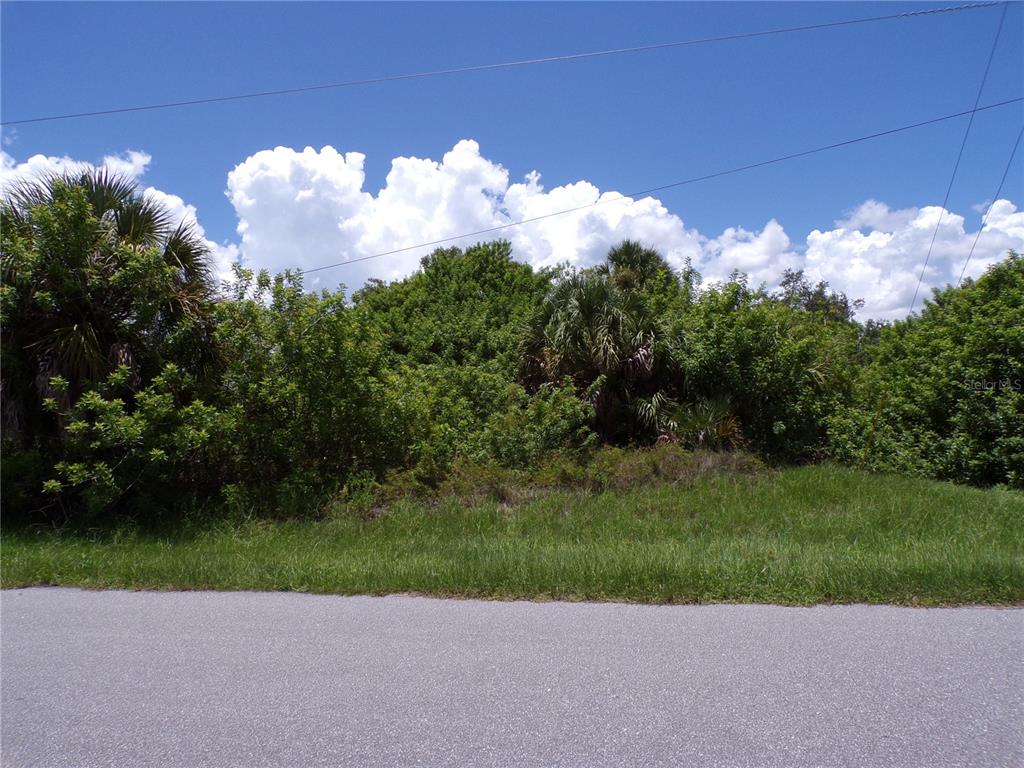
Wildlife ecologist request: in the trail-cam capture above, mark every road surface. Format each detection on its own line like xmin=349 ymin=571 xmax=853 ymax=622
xmin=2 ymin=588 xmax=1021 ymax=767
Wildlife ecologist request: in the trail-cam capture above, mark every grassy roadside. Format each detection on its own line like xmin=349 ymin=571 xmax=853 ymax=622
xmin=2 ymin=465 xmax=1022 ymax=605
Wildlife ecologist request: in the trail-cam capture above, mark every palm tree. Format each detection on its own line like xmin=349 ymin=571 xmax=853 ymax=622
xmin=602 ymin=239 xmax=673 ymax=292
xmin=520 ymin=270 xmax=673 ymax=442
xmin=1 ymin=169 xmax=218 ymax=441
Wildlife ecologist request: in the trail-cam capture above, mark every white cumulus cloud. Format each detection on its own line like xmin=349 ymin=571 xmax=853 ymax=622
xmin=700 ymin=218 xmax=802 ymax=287
xmin=225 ymin=139 xmax=706 ymax=291
xmin=682 ymin=198 xmax=1023 ymax=320
xmin=0 ymin=148 xmax=152 ymax=185
xmin=224 ymin=140 xmax=1023 ymax=318
xmin=803 ymin=199 xmax=1024 ymax=319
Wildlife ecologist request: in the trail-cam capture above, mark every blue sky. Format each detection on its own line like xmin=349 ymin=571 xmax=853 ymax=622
xmin=2 ymin=1 xmax=1023 ymax=318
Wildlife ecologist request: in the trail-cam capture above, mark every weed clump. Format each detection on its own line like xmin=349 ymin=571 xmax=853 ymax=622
xmin=326 ymin=445 xmax=764 ymax=518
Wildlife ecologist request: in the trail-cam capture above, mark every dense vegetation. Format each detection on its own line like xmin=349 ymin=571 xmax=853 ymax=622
xmin=2 ymin=171 xmax=1022 ymax=527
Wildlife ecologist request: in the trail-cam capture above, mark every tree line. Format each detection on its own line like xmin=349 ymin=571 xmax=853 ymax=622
xmin=2 ymin=171 xmax=1021 ymax=523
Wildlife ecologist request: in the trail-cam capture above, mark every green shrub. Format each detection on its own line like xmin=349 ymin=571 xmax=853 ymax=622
xmin=214 ymin=269 xmax=416 ymax=509
xmin=353 ymin=240 xmax=552 ymax=376
xmin=392 ymin=362 xmax=520 ymax=480
xmin=830 ymin=252 xmax=1024 ymax=488
xmin=39 ymin=364 xmax=232 ymax=521
xmin=530 ymin=452 xmax=588 ymax=488
xmin=471 ymin=380 xmax=596 ymax=468
xmin=671 ymin=397 xmax=745 ymax=451
xmin=6 ymin=208 xmax=1021 ymax=530
xmin=672 ymin=275 xmax=859 ymax=462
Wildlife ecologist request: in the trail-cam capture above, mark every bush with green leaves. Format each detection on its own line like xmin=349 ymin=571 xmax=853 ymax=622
xmin=670 ymin=397 xmax=745 ymax=451
xmin=5 ymin=201 xmax=1021 ymax=527
xmin=830 ymin=251 xmax=1023 ymax=488
xmin=353 ymin=240 xmax=552 ymax=376
xmin=39 ymin=365 xmax=232 ymax=521
xmin=470 ymin=380 xmax=596 ymax=468
xmin=388 ymin=362 xmax=521 ymax=485
xmin=213 ymin=268 xmax=416 ymax=511
xmin=383 ymin=364 xmax=595 ymax=483
xmin=350 ymin=241 xmax=587 ymax=478
xmin=671 ymin=273 xmax=860 ymax=462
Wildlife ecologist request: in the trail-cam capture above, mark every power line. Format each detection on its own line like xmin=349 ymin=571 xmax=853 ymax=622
xmin=1 ymin=1 xmax=1001 ymax=126
xmin=303 ymin=96 xmax=1024 ymax=275
xmin=956 ymin=123 xmax=1024 ymax=287
xmin=909 ymin=1 xmax=1007 ymax=315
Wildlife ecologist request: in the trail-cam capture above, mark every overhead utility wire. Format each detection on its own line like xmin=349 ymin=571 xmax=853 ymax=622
xmin=956 ymin=122 xmax=1024 ymax=287
xmin=909 ymin=1 xmax=1007 ymax=314
xmin=302 ymin=96 xmax=1023 ymax=275
xmin=1 ymin=1 xmax=1000 ymax=126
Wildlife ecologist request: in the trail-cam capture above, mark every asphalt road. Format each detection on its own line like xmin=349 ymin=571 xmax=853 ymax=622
xmin=1 ymin=588 xmax=1021 ymax=767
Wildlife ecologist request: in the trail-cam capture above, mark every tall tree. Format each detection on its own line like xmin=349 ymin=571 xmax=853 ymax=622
xmin=352 ymin=240 xmax=552 ymax=376
xmin=520 ymin=269 xmax=673 ymax=443
xmin=1 ymin=170 xmax=219 ymax=444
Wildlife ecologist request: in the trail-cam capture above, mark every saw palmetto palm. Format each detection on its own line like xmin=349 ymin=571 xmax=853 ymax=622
xmin=1 ymin=168 xmax=218 ymax=441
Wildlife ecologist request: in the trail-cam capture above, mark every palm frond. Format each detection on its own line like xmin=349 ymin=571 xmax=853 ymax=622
xmin=77 ymin=168 xmax=138 ymax=219
xmin=114 ymin=197 xmax=172 ymax=246
xmin=606 ymin=240 xmax=671 ymax=290
xmin=672 ymin=398 xmax=745 ymax=450
xmin=2 ymin=174 xmax=56 ymax=219
xmin=162 ymin=222 xmax=212 ymax=284
xmin=29 ymin=323 xmax=106 ymax=386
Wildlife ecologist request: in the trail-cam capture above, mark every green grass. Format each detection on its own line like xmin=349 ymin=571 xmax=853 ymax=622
xmin=3 ymin=465 xmax=1022 ymax=605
